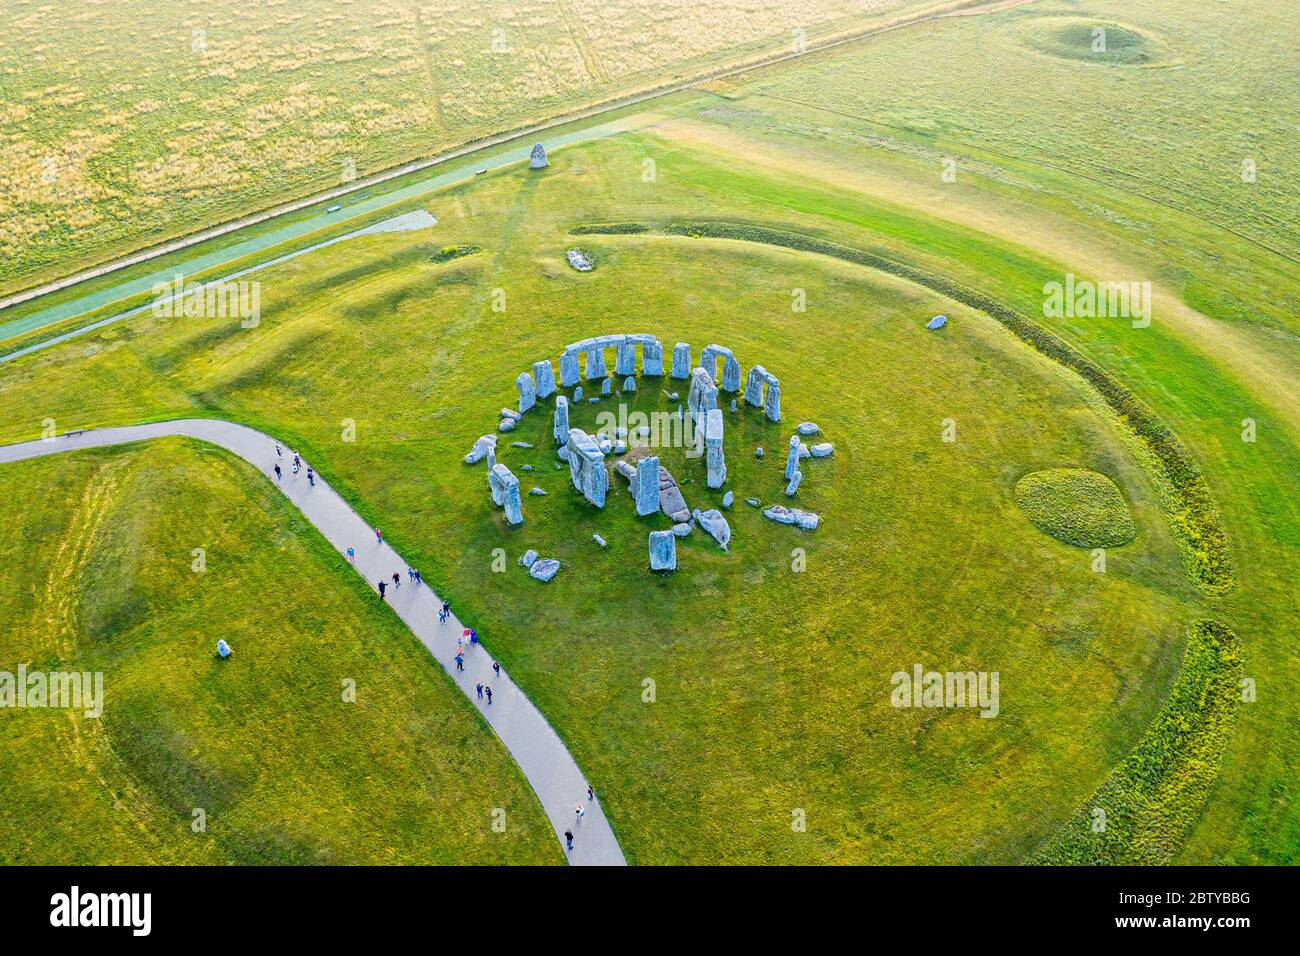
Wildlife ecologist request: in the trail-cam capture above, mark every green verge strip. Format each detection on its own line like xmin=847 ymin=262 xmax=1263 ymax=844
xmin=1035 ymin=621 xmax=1244 ymax=864
xmin=573 ymin=220 xmax=1235 ymax=594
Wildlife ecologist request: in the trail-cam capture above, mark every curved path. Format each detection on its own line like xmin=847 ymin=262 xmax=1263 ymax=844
xmin=0 ymin=419 xmax=625 ymax=866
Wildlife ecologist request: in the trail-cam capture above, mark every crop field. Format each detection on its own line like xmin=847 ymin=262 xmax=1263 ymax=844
xmin=0 ymin=0 xmax=954 ymax=297
xmin=0 ymin=0 xmax=1294 ymax=868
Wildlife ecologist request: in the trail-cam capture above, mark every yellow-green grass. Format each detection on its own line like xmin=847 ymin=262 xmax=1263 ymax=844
xmin=0 ymin=440 xmax=557 ymax=864
xmin=1014 ymin=469 xmax=1137 ymax=549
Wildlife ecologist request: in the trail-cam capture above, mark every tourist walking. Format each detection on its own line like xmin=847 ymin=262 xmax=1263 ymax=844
xmin=346 ymin=546 xmax=355 ymax=563
xmin=375 ymin=528 xmax=383 ymax=544
xmin=407 ymin=567 xmax=416 ymax=583
xmin=273 ymin=463 xmax=281 ymax=481
xmin=275 ymin=443 xmax=282 ymax=457
xmin=492 ymin=661 xmax=500 ymax=679
xmin=392 ymin=572 xmax=401 ymax=589
xmin=587 ymin=784 xmax=594 ymax=802
xmin=476 ymin=682 xmax=483 ymax=700
xmin=484 ymin=685 xmax=492 ymax=704
xmin=377 ymin=580 xmax=387 ymax=600
xmin=307 ymin=466 xmax=315 ymax=486
xmin=413 ymin=569 xmax=422 ymax=585
xmin=564 ymin=830 xmax=574 ymax=851
xmin=575 ymin=804 xmax=584 ymax=820
xmin=455 ymin=654 xmax=464 ymax=672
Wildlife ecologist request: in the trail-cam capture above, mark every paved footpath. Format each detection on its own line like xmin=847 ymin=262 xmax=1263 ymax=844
xmin=0 ymin=419 xmax=626 ymax=866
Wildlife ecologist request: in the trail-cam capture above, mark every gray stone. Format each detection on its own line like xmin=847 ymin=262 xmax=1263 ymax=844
xmin=623 ymin=376 xmax=636 ymax=392
xmin=499 ymin=419 xmax=516 ymax=432
xmin=926 ymin=314 xmax=947 ymax=330
xmin=529 ymin=143 xmax=548 ymax=169
xmin=669 ymin=392 xmax=679 ymax=401
xmin=529 ymin=558 xmax=561 ymax=582
xmin=489 ymin=463 xmax=524 ymax=525
xmin=519 ymin=549 xmax=538 ymax=567
xmin=705 ymin=408 xmax=726 ymax=489
xmin=501 ymin=408 xmax=523 ymax=423
xmin=593 ymin=534 xmax=607 ymax=548
xmin=642 ymin=340 xmax=664 ymax=376
xmin=511 ymin=440 xmax=535 ymax=449
xmin=560 ymin=350 xmax=580 ymax=387
xmin=671 ymin=342 xmax=692 ymax=379
xmin=464 ymin=434 xmax=497 ymax=465
xmin=745 ymin=497 xmax=761 ymax=507
xmin=601 ymin=377 xmax=611 ymax=396
xmin=521 ymin=464 xmax=533 ymax=471
xmin=688 ymin=367 xmax=718 ymax=425
xmin=585 ymin=347 xmax=606 ymax=381
xmin=785 ymin=470 xmax=802 ymax=497
xmin=763 ymin=505 xmax=819 ymax=530
xmin=671 ymin=522 xmax=691 ymax=537
xmin=566 ymin=249 xmax=593 ymax=272
xmin=553 ymin=395 xmax=570 ymax=446
xmin=730 ymin=398 xmax=737 ymax=413
xmin=614 ymin=441 xmax=626 ymax=455
xmin=566 ymin=428 xmax=608 ymax=507
xmin=764 ymin=379 xmax=781 ymax=423
xmin=530 ymin=487 xmax=547 ymax=495
xmin=799 ymin=443 xmax=810 ymax=460
xmin=516 ymin=371 xmax=536 ymax=414
xmin=635 ymin=456 xmax=661 ymax=516
xmin=573 ymin=386 xmax=583 ymax=402
xmin=810 ymin=442 xmax=833 ymax=458
xmin=722 ymin=490 xmax=734 ymax=509
xmin=588 ymin=397 xmax=600 ymax=404
xmin=755 ymin=447 xmax=764 ymax=458
xmin=533 ymin=360 xmax=556 ymax=399
xmin=693 ymin=508 xmax=731 ymax=551
xmin=785 ymin=433 xmax=801 ymax=480
xmin=797 ymin=422 xmax=820 ymax=436
xmin=648 ymin=530 xmax=677 ymax=571
xmin=744 ymin=365 xmax=767 ymax=407
xmin=615 ymin=342 xmax=635 ymax=376
xmin=721 ymin=355 xmax=741 ymax=393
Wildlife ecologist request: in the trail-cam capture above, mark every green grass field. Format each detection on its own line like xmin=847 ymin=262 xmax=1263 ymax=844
xmin=0 ymin=0 xmax=1295 ymax=865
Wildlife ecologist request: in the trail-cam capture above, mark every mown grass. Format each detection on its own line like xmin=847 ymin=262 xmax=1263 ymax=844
xmin=1036 ymin=620 xmax=1243 ymax=864
xmin=0 ymin=440 xmax=557 ymax=864
xmin=1013 ymin=469 xmax=1137 ymax=549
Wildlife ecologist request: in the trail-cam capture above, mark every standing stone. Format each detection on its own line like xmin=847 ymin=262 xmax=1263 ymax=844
xmin=765 ymin=379 xmax=782 ymax=423
xmin=567 ymin=428 xmax=608 ymax=507
xmin=648 ymin=530 xmax=677 ymax=571
xmin=636 ymin=456 xmax=660 ymax=516
xmin=553 ymin=395 xmax=570 ymax=445
xmin=585 ymin=347 xmax=606 ymax=381
xmin=721 ymin=355 xmax=741 ymax=393
xmin=785 ymin=433 xmax=802 ymax=480
xmin=687 ymin=367 xmax=718 ymax=425
xmin=573 ymin=385 xmax=583 ymax=402
xmin=490 ymin=464 xmax=523 ymax=525
xmin=560 ymin=350 xmax=580 ymax=387
xmin=615 ymin=342 xmax=636 ymax=376
xmin=489 ymin=463 xmax=508 ymax=505
xmin=533 ymin=360 xmax=556 ymax=399
xmin=602 ymin=377 xmax=611 ymax=396
xmin=529 ymin=143 xmax=548 ymax=169
xmin=744 ymin=365 xmax=767 ymax=407
xmin=785 ymin=470 xmax=802 ymax=497
xmin=623 ymin=376 xmax=636 ymax=392
xmin=705 ymin=408 xmax=726 ymax=489
xmin=671 ymin=342 xmax=692 ymax=379
xmin=516 ymin=371 xmax=536 ymax=414
xmin=642 ymin=341 xmax=664 ymax=376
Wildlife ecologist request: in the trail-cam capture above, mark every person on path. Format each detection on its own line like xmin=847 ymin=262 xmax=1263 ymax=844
xmin=492 ymin=661 xmax=500 ymax=679
xmin=587 ymin=784 xmax=594 ymax=802
xmin=575 ymin=804 xmax=585 ymax=820
xmin=407 ymin=567 xmax=416 ymax=583
xmin=307 ymin=466 xmax=315 ymax=487
xmin=292 ymin=460 xmax=300 ymax=475
xmin=469 ymin=628 xmax=478 ymax=645
xmin=378 ymin=580 xmax=387 ymax=600
xmin=442 ymin=601 xmax=450 ymax=617
xmin=292 ymin=453 xmax=300 ymax=470
xmin=564 ymin=830 xmax=574 ymax=851
xmin=392 ymin=572 xmax=401 ymax=589
xmin=375 ymin=528 xmax=383 ymax=544
xmin=413 ymin=569 xmax=422 ymax=585
xmin=273 ymin=463 xmax=281 ymax=481
xmin=475 ymin=682 xmax=483 ymax=700
xmin=455 ymin=654 xmax=464 ymax=672
xmin=275 ymin=443 xmax=282 ymax=457
xmin=484 ymin=685 xmax=492 ymax=705
xmin=346 ymin=546 xmax=355 ymax=563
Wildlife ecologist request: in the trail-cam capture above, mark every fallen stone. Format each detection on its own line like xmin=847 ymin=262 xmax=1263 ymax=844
xmin=926 ymin=314 xmax=948 ymax=330
xmin=648 ymin=530 xmax=677 ymax=571
xmin=530 ymin=487 xmax=547 ymax=495
xmin=745 ymin=497 xmax=761 ymax=507
xmin=501 ymin=408 xmax=523 ymax=423
xmin=593 ymin=534 xmax=607 ymax=548
xmin=498 ymin=419 xmax=516 ymax=432
xmin=797 ymin=422 xmax=820 ymax=436
xmin=810 ymin=442 xmax=833 ymax=458
xmin=722 ymin=490 xmax=734 ymax=509
xmin=464 ymin=434 xmax=498 ymax=465
xmin=671 ymin=523 xmax=691 ymax=537
xmin=755 ymin=447 xmax=764 ymax=458
xmin=763 ymin=505 xmax=819 ymax=530
xmin=529 ymin=558 xmax=561 ymax=582
xmin=566 ymin=249 xmax=594 ymax=272
xmin=511 ymin=441 xmax=534 ymax=449
xmin=614 ymin=441 xmax=627 ymax=455
xmin=693 ymin=508 xmax=732 ymax=551
xmin=518 ymin=549 xmax=538 ymax=568
xmin=786 ymin=470 xmax=802 ymax=496
xmin=521 ymin=464 xmax=533 ymax=471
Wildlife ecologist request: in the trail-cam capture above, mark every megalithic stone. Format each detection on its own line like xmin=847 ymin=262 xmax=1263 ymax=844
xmin=489 ymin=462 xmax=508 ymax=505
xmin=567 ymin=428 xmax=608 ymax=507
xmin=502 ymin=473 xmax=524 ymax=525
xmin=553 ymin=395 xmax=570 ymax=445
xmin=721 ymin=355 xmax=741 ymax=393
xmin=516 ymin=371 xmax=536 ymax=414
xmin=585 ymin=347 xmax=606 ymax=380
xmin=648 ymin=529 xmax=677 ymax=571
xmin=744 ymin=365 xmax=767 ymax=407
xmin=615 ymin=342 xmax=636 ymax=376
xmin=785 ymin=433 xmax=801 ymax=480
xmin=671 ymin=343 xmax=692 ymax=379
xmin=785 ymin=470 xmax=802 ymax=497
xmin=705 ymin=408 xmax=726 ymax=489
xmin=636 ymin=456 xmax=661 ymax=516
xmin=560 ymin=350 xmax=580 ymax=387
xmin=529 ymin=143 xmax=548 ymax=169
xmin=765 ymin=379 xmax=782 ymax=423
xmin=533 ymin=360 xmax=556 ymax=399
xmin=642 ymin=341 xmax=664 ymax=376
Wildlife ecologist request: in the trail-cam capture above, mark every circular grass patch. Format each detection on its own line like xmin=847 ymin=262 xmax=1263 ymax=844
xmin=1014 ymin=469 xmax=1137 ymax=548
xmin=1024 ymin=18 xmax=1165 ymax=66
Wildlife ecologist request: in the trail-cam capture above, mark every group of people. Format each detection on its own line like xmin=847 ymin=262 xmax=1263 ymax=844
xmin=270 ymin=443 xmax=314 ymax=487
xmin=563 ymin=785 xmax=598 ymax=852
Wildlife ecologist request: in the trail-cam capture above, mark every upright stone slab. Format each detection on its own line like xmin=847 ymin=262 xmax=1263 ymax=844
xmin=615 ymin=343 xmax=636 ymax=376
xmin=785 ymin=433 xmax=802 ymax=481
xmin=744 ymin=365 xmax=767 ymax=407
xmin=706 ymin=408 xmax=726 ymax=489
xmin=560 ymin=350 xmax=580 ymax=387
xmin=636 ymin=456 xmax=661 ymax=516
xmin=785 ymin=470 xmax=802 ymax=497
xmin=567 ymin=428 xmax=608 ymax=508
xmin=516 ymin=371 xmax=536 ymax=414
xmin=648 ymin=530 xmax=677 ymax=571
xmin=529 ymin=143 xmax=548 ymax=169
xmin=533 ymin=360 xmax=556 ymax=399
xmin=553 ymin=395 xmax=570 ymax=446
xmin=585 ymin=347 xmax=606 ymax=381
xmin=489 ymin=462 xmax=509 ymax=505
xmin=642 ymin=340 xmax=664 ymax=376
xmin=765 ymin=379 xmax=782 ymax=423
xmin=502 ymin=473 xmax=524 ymax=525
xmin=721 ymin=355 xmax=741 ymax=393
xmin=623 ymin=376 xmax=636 ymax=392
xmin=671 ymin=343 xmax=692 ymax=379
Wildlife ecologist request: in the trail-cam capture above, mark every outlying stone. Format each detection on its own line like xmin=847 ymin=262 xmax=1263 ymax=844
xmin=511 ymin=441 xmax=534 ymax=449
xmin=722 ymin=490 xmax=734 ymax=509
xmin=566 ymin=249 xmax=594 ymax=272
xmin=530 ymin=487 xmax=547 ymax=495
xmin=810 ymin=442 xmax=833 ymax=458
xmin=648 ymin=530 xmax=677 ymax=571
xmin=763 ymin=505 xmax=819 ymax=530
xmin=529 ymin=143 xmax=548 ymax=169
xmin=755 ymin=446 xmax=764 ymax=458
xmin=593 ymin=534 xmax=607 ymax=548
xmin=693 ymin=508 xmax=731 ymax=551
xmin=926 ymin=314 xmax=947 ymax=330
xmin=464 ymin=434 xmax=498 ymax=465
xmin=529 ymin=558 xmax=561 ymax=581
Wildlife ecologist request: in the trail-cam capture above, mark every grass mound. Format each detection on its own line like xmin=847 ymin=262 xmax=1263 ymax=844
xmin=1024 ymin=18 xmax=1164 ymax=66
xmin=1037 ymin=621 xmax=1243 ymax=864
xmin=1013 ymin=468 xmax=1137 ymax=549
